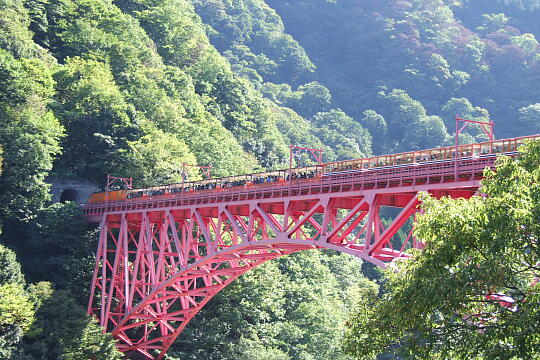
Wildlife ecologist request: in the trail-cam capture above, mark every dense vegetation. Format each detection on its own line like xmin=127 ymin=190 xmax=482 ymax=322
xmin=197 ymin=0 xmax=540 ymax=153
xmin=344 ymin=139 xmax=540 ymax=360
xmin=0 ymin=0 xmax=373 ymax=358
xmin=0 ymin=0 xmax=538 ymax=359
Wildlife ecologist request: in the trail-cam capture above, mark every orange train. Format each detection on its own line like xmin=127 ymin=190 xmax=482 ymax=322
xmin=88 ymin=135 xmax=540 ymax=204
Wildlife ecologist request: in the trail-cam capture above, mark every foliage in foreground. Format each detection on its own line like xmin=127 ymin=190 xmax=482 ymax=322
xmin=344 ymin=140 xmax=540 ymax=359
xmin=0 ymin=243 xmax=122 ymax=360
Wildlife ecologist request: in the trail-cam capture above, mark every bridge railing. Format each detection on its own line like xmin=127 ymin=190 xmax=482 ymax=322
xmin=82 ymin=153 xmax=501 ymax=220
xmin=322 ymin=134 xmax=538 ymax=173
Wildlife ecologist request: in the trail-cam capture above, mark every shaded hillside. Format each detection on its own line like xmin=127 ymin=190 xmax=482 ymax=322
xmin=194 ymin=0 xmax=540 ymax=155
xmin=192 ymin=0 xmax=373 ymax=159
xmin=264 ymin=0 xmax=540 ymax=144
xmin=1 ymin=0 xmax=539 ymax=359
xmin=0 ymin=0 xmax=375 ymax=359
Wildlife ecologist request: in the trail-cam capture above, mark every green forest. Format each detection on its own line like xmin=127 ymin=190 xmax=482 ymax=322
xmin=0 ymin=0 xmax=538 ymax=359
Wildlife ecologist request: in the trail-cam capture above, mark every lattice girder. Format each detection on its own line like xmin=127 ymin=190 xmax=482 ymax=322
xmin=88 ymin=182 xmax=480 ymax=359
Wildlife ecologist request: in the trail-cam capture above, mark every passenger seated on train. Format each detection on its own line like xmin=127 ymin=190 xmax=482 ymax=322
xmin=127 ymin=191 xmax=144 ymax=199
xmin=147 ymin=189 xmax=163 ymax=196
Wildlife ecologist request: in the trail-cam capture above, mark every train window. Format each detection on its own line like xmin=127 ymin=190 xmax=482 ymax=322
xmin=511 ymin=141 xmax=518 ymax=151
xmin=462 ymin=146 xmax=469 ymax=156
xmin=492 ymin=142 xmax=503 ymax=153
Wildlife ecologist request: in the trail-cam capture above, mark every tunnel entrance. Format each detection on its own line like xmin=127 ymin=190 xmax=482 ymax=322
xmin=60 ymin=189 xmax=80 ymax=203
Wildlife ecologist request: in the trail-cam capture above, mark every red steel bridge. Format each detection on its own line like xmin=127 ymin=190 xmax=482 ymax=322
xmin=83 ymin=134 xmax=538 ymax=359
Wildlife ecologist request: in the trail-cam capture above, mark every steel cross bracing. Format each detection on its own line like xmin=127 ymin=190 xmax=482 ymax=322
xmin=85 ymin=156 xmax=496 ymax=359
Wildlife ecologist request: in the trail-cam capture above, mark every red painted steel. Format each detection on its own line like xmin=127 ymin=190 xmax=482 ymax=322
xmin=289 ymin=144 xmax=324 ymax=166
xmin=182 ymin=163 xmax=212 ymax=180
xmin=83 ymin=136 xmax=538 ymax=359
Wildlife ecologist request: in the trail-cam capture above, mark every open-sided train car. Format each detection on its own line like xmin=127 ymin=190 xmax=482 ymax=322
xmin=322 ymin=135 xmax=538 ymax=175
xmin=88 ymin=135 xmax=540 ymax=204
xmin=89 ymin=165 xmax=322 ymax=203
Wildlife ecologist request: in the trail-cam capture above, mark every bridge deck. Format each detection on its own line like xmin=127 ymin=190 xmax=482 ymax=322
xmin=83 ymin=155 xmax=495 ymax=222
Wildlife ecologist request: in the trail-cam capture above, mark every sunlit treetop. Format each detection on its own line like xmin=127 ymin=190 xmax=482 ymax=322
xmin=344 ymin=139 xmax=540 ymax=360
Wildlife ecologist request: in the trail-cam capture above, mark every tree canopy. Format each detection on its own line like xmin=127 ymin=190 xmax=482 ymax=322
xmin=1 ymin=0 xmax=540 ymax=358
xmin=344 ymin=139 xmax=540 ymax=359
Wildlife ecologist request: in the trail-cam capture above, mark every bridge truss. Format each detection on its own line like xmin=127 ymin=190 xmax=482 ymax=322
xmin=85 ymin=156 xmax=495 ymax=359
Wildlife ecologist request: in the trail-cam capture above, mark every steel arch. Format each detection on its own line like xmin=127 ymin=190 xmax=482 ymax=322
xmin=87 ymin=180 xmax=480 ymax=359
